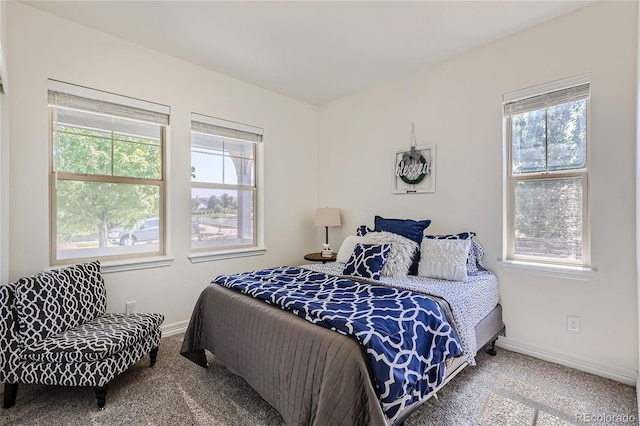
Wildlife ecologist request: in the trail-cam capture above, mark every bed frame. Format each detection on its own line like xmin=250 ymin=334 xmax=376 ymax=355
xmin=182 ymin=284 xmax=504 ymax=425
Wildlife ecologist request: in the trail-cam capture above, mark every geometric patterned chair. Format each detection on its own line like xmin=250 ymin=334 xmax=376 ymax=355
xmin=0 ymin=260 xmax=164 ymax=409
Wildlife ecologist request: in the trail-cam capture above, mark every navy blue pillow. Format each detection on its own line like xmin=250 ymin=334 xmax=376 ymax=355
xmin=342 ymin=243 xmax=391 ymax=280
xmin=356 ymin=225 xmax=372 ymax=237
xmin=374 ymin=216 xmax=432 ymax=242
xmin=374 ymin=216 xmax=431 ymax=275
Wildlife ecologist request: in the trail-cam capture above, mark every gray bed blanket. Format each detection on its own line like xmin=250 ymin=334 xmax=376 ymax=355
xmin=181 ymin=282 xmax=388 ymax=425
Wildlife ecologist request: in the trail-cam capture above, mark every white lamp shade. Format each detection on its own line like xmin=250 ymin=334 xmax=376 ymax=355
xmin=314 ymin=208 xmax=342 ymax=227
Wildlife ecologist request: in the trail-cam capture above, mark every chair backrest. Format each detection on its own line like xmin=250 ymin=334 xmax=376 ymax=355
xmin=13 ymin=261 xmax=107 ymax=348
xmin=0 ymin=282 xmax=20 ymax=383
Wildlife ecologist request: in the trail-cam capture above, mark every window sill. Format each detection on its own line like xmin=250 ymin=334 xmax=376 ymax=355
xmin=189 ymin=247 xmax=267 ymax=263
xmin=100 ymin=256 xmax=174 ymax=273
xmin=498 ymin=260 xmax=595 ymax=281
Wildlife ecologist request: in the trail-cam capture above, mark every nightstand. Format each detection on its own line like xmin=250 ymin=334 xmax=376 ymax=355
xmin=304 ymin=252 xmax=337 ymax=263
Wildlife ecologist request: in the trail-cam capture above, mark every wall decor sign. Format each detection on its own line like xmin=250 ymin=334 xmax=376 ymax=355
xmin=392 ymin=125 xmax=436 ymax=194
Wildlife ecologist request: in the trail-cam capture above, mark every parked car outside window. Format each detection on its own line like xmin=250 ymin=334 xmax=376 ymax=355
xmin=109 ymin=218 xmax=160 ymax=246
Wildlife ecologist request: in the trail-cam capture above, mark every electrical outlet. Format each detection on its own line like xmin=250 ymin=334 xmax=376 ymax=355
xmin=567 ymin=315 xmax=580 ymax=333
xmin=126 ymin=301 xmax=136 ymax=314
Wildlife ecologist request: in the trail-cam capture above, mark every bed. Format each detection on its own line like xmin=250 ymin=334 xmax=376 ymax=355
xmin=181 ymin=225 xmax=504 ymax=425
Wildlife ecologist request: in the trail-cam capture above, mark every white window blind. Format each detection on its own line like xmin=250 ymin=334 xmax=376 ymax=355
xmin=191 ymin=113 xmax=263 ymax=143
xmin=504 ymin=83 xmax=590 ymax=116
xmin=48 ymin=80 xmax=170 ymax=125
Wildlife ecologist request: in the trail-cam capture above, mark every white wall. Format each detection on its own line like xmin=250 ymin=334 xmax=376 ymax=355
xmin=0 ymin=0 xmax=6 ymax=397
xmin=6 ymin=2 xmax=319 ymax=331
xmin=319 ymin=1 xmax=638 ymax=380
xmin=0 ymin=0 xmax=8 ymax=286
xmin=636 ymin=0 xmax=640 ymax=407
xmin=4 ymin=0 xmax=638 ymax=385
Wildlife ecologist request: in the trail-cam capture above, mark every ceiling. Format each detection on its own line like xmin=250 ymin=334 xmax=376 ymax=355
xmin=22 ymin=1 xmax=591 ymax=106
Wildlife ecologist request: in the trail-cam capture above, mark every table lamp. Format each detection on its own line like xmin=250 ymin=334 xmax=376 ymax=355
xmin=314 ymin=208 xmax=342 ymax=257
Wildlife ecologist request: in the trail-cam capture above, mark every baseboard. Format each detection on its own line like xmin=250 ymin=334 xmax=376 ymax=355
xmin=496 ymin=337 xmax=637 ymax=386
xmin=160 ymin=320 xmax=189 ymax=338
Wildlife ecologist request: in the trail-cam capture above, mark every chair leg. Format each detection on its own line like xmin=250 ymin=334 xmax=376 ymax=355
xmin=94 ymin=384 xmax=108 ymax=409
xmin=2 ymin=383 xmax=18 ymax=409
xmin=150 ymin=346 xmax=159 ymax=367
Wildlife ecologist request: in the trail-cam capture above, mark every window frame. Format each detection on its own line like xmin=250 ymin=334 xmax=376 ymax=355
xmin=48 ymin=81 xmax=168 ymax=266
xmin=189 ymin=113 xmax=263 ymax=255
xmin=504 ymin=76 xmax=591 ymax=268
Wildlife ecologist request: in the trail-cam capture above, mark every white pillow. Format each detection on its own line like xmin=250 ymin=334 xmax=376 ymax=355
xmin=336 ymin=235 xmax=367 ymax=263
xmin=418 ymin=238 xmax=472 ymax=281
xmin=361 ymin=231 xmax=418 ymax=278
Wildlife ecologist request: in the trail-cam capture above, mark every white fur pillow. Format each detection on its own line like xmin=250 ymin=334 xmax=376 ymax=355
xmin=336 ymin=235 xmax=367 ymax=263
xmin=361 ymin=231 xmax=418 ymax=278
xmin=418 ymin=238 xmax=472 ymax=281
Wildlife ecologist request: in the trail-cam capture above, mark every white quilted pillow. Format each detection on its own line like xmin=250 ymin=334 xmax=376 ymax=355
xmin=418 ymin=238 xmax=472 ymax=281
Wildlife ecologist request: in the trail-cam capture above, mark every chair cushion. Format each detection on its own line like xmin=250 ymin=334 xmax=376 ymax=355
xmin=14 ymin=261 xmax=107 ymax=347
xmin=15 ymin=327 xmax=162 ymax=388
xmin=20 ymin=313 xmax=164 ymax=364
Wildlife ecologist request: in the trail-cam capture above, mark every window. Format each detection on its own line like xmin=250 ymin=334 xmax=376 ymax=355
xmin=504 ymin=76 xmax=590 ymax=267
xmin=190 ymin=113 xmax=262 ymax=252
xmin=49 ymin=80 xmax=169 ymax=264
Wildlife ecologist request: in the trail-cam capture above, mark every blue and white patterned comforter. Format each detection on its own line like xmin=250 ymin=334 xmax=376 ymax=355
xmin=304 ymin=262 xmax=500 ymax=366
xmin=214 ymin=266 xmax=463 ymax=422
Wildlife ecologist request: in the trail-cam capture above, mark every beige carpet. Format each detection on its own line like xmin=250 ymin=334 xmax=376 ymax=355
xmin=1 ymin=334 xmax=637 ymax=426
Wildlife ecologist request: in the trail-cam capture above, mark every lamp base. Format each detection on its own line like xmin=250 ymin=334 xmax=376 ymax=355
xmin=321 ymin=243 xmax=333 ymax=257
